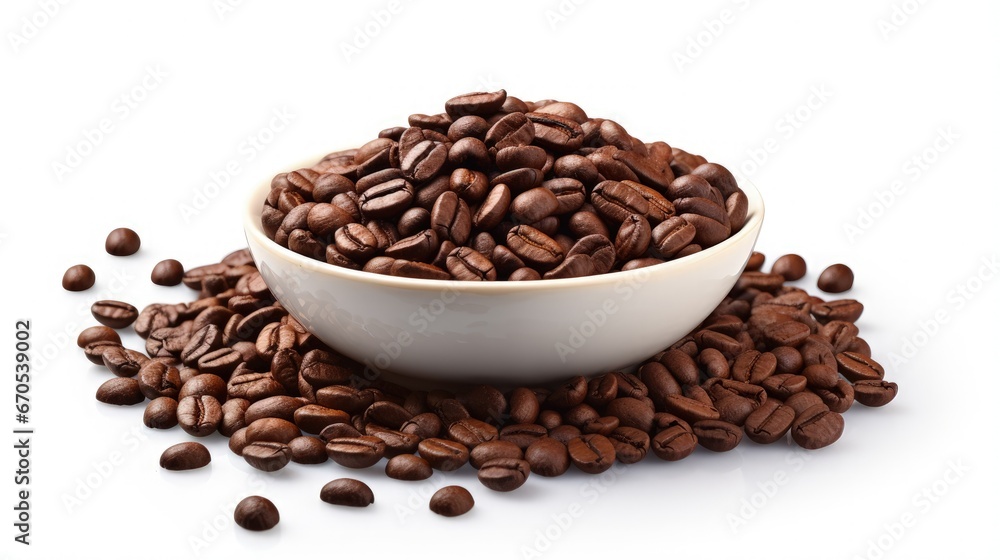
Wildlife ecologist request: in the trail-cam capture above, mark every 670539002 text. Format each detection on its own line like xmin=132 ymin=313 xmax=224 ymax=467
xmin=13 ymin=319 xmax=33 ymax=546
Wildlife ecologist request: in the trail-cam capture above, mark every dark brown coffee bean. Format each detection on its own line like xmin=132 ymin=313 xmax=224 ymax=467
xmin=102 ymin=347 xmax=149 ymax=377
xmin=525 ymin=111 xmax=583 ymax=152
xmin=245 ymin=417 xmax=301 ymax=445
xmin=429 ymin=485 xmax=475 ymax=517
xmin=96 ymin=377 xmax=144 ymax=405
xmin=800 ymin=363 xmax=838 ymax=389
xmin=771 ymin=346 xmax=804 ymax=374
xmin=605 ymin=398 xmax=654 ymax=433
xmin=478 ymin=458 xmax=531 ymax=492
xmin=814 ymin=378 xmax=855 ymax=413
xmin=401 ymin=140 xmax=448 ymax=183
xmin=608 ymin=427 xmax=650 ymax=464
xmin=762 ymin=321 xmax=811 ymax=348
xmin=143 ymin=397 xmax=178 ymax=429
xmin=791 ymin=404 xmax=844 ymax=449
xmin=287 ymin=436 xmax=327 ymax=464
xmin=446 ymin=247 xmax=497 ymax=281
xmin=137 ymin=361 xmax=181 ymax=400
xmin=385 ymin=454 xmax=433 ymax=481
xmin=743 ymin=400 xmax=795 ymax=444
xmin=612 ymin=214 xmax=651 ymax=262
xmin=320 ymin=478 xmax=375 ymax=507
xmin=485 ymin=112 xmax=535 ymax=155
xmin=785 ymin=391 xmax=825 ymax=416
xmin=835 ymin=352 xmax=885 ymax=382
xmin=567 ymin=434 xmax=616 ymax=474
xmin=692 ymin=420 xmax=743 ymax=452
xmin=524 ymin=437 xmax=570 ymax=477
xmin=812 ymin=299 xmax=864 ymax=323
xmin=177 ymin=395 xmax=222 ymax=437
xmin=160 ymin=442 xmax=211 ymax=471
xmin=105 ymin=227 xmax=141 ymax=256
xmin=77 ymin=325 xmax=122 ymax=349
xmin=294 ymin=404 xmax=350 ymax=434
xmin=663 ymin=394 xmax=720 ymax=423
xmin=418 ymin=438 xmax=469 ymax=471
xmin=179 ymin=373 xmax=227 ymax=402
xmin=234 ymin=496 xmax=279 ymax=531
xmin=651 ymin=425 xmax=697 ymax=461
xmin=772 ymin=254 xmax=807 ymax=281
xmin=400 ymin=412 xmax=443 ymax=439
xmin=504 ymin=225 xmax=563 ymax=269
xmin=319 ymin=423 xmax=362 ymax=442
xmin=468 ymin=440 xmax=523 ymax=470
xmin=325 ymin=436 xmax=385 ymax=468
xmin=300 ymin=349 xmax=353 ymax=387
xmin=242 ymin=441 xmax=292 ymax=472
xmin=510 ymin=187 xmax=559 ymax=224
xmin=447 ymin=418 xmax=498 ymax=449
xmin=218 ymin=398 xmax=249 ymax=437
xmin=853 ymin=380 xmax=899 ymax=407
xmin=91 ymin=300 xmax=139 ymax=329
xmin=761 ymin=374 xmax=808 ymax=399
xmin=591 ymin=180 xmax=650 ymax=223
xmin=63 ymin=264 xmax=96 ymax=291
xmin=818 ymin=264 xmax=854 ymax=293
xmin=650 ymin=216 xmax=696 ymax=258
xmin=446 ymin=90 xmax=507 ymax=118
xmin=499 ymin=423 xmax=548 ymax=449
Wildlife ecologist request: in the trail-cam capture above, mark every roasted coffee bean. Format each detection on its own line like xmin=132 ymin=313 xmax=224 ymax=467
xmin=144 ymin=397 xmax=178 ymax=429
xmin=294 ymin=404 xmax=350 ymax=434
xmin=469 ymin=440 xmax=523 ymax=469
xmin=63 ymin=264 xmax=96 ymax=291
xmin=761 ymin=374 xmax=808 ymax=400
xmin=731 ymin=351 xmax=777 ymax=384
xmin=812 ymin=299 xmax=864 ymax=323
xmin=663 ymin=394 xmax=720 ymax=423
xmin=478 ymin=457 xmax=531 ymax=492
xmin=177 ymin=395 xmax=223 ymax=437
xmin=105 ymin=227 xmax=141 ymax=256
xmin=567 ymin=434 xmax=616 ymax=474
xmin=651 ymin=425 xmax=698 ymax=461
xmin=614 ymin=214 xmax=652 ymax=262
xmin=591 ymin=180 xmax=649 ymax=223
xmin=511 ymin=187 xmax=560 ymax=223
xmin=818 ymin=264 xmax=854 ymax=293
xmin=650 ymin=217 xmax=696 ymax=258
xmin=835 ymin=352 xmax=885 ymax=382
xmin=245 ymin=417 xmax=302 ymax=445
xmin=771 ymin=346 xmax=804 ymax=374
xmin=446 ymin=90 xmax=507 ymax=118
xmin=242 ymin=441 xmax=293 ymax=472
xmin=446 ymin=247 xmax=497 ymax=281
xmin=300 ymin=349 xmax=354 ymax=387
xmin=179 ymin=373 xmax=227 ymax=402
xmin=137 ymin=361 xmax=181 ymax=400
xmin=791 ymin=404 xmax=844 ymax=449
xmin=77 ymin=325 xmax=122 ymax=348
xmin=524 ymin=437 xmax=570 ymax=477
xmin=785 ymin=391 xmax=826 ymax=416
xmin=608 ymin=427 xmax=650 ymax=464
xmin=91 ymin=300 xmax=139 ymax=329
xmin=429 ymin=485 xmax=474 ymax=517
xmin=447 ymin=418 xmax=499 ymax=449
xmin=763 ymin=321 xmax=811 ymax=347
xmin=102 ymin=347 xmax=149 ymax=377
xmin=400 ymin=412 xmax=443 ymax=439
xmin=746 ymin=251 xmax=765 ymax=271
xmin=386 ymin=454 xmax=434 ymax=481
xmin=325 ymin=436 xmax=386 ymax=468
xmin=499 ymin=423 xmax=548 ymax=449
xmin=604 ymin=398 xmax=654 ymax=433
xmin=772 ymin=254 xmax=807 ymax=281
xmin=692 ymin=420 xmax=743 ymax=452
xmin=815 ymin=379 xmax=855 ymax=413
xmin=234 ymin=496 xmax=279 ymax=531
xmin=96 ymin=377 xmax=144 ymax=405
xmin=853 ymin=380 xmax=899 ymax=407
xmin=506 ymin=225 xmax=564 ymax=269
xmin=743 ymin=400 xmax=795 ymax=444
xmin=320 ymin=478 xmax=375 ymax=507
xmin=418 ymin=438 xmax=470 ymax=471
xmin=288 ymin=436 xmax=328 ymax=464
xmin=160 ymin=442 xmax=211 ymax=471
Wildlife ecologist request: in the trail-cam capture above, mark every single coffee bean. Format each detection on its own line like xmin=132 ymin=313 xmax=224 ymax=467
xmin=160 ymin=442 xmax=211 ymax=471
xmin=177 ymin=395 xmax=223 ymax=437
xmin=801 ymin=364 xmax=840 ymax=389
xmin=418 ymin=438 xmax=469 ymax=471
xmin=234 ymin=496 xmax=279 ymax=531
xmin=785 ymin=391 xmax=826 ymax=416
xmin=478 ymin=458 xmax=531 ymax=492
xmin=429 ymin=485 xmax=475 ymax=517
xmin=91 ymin=300 xmax=139 ymax=329
xmin=692 ymin=420 xmax=743 ymax=452
xmin=242 ymin=441 xmax=293 ymax=472
xmin=151 ymin=259 xmax=185 ymax=286
xmin=651 ymin=425 xmax=698 ymax=461
xmin=608 ymin=427 xmax=650 ymax=464
xmin=772 ymin=254 xmax=807 ymax=281
xmin=506 ymin=225 xmax=564 ymax=269
xmin=77 ymin=325 xmax=121 ymax=348
xmin=814 ymin=378 xmax=856 ymax=413
xmin=470 ymin=440 xmax=524 ymax=469
xmin=791 ymin=404 xmax=844 ymax=449
xmin=447 ymin=418 xmax=499 ymax=449
xmin=179 ymin=373 xmax=227 ymax=402
xmin=288 ymin=436 xmax=328 ymax=464
xmin=761 ymin=374 xmax=809 ymax=400
xmin=96 ymin=377 xmax=144 ymax=406
xmin=245 ymin=417 xmax=302 ymax=445
xmin=818 ymin=264 xmax=854 ymax=293
xmin=812 ymin=299 xmax=864 ymax=323
xmin=386 ymin=454 xmax=434 ymax=481
xmin=143 ymin=397 xmax=178 ymax=429
xmin=320 ymin=478 xmax=375 ymax=507
xmin=524 ymin=437 xmax=570 ymax=477
xmin=325 ymin=436 xmax=386 ymax=468
xmin=852 ymin=380 xmax=899 ymax=407
xmin=743 ymin=400 xmax=796 ymax=444
xmin=567 ymin=434 xmax=616 ymax=474
xmin=105 ymin=227 xmax=141 ymax=256
xmin=63 ymin=264 xmax=96 ymax=291
xmin=835 ymin=352 xmax=885 ymax=382
xmin=137 ymin=361 xmax=181 ymax=400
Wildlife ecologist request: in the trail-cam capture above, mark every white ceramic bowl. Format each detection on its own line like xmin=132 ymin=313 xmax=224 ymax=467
xmin=244 ymin=160 xmax=764 ymax=386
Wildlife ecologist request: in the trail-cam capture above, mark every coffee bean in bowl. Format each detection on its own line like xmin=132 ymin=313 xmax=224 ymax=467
xmin=244 ymin=91 xmax=765 ymax=383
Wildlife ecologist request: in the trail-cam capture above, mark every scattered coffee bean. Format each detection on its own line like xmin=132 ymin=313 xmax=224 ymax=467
xmin=818 ymin=263 xmax=854 ymax=293
xmin=771 ymin=254 xmax=806 ymax=280
xmin=77 ymin=325 xmax=121 ymax=348
xmin=429 ymin=485 xmax=474 ymax=517
xmin=62 ymin=264 xmax=95 ymax=291
xmin=151 ymin=259 xmax=185 ymax=286
xmin=106 ymin=228 xmax=141 ymax=256
xmin=320 ymin=478 xmax=374 ymax=507
xmin=478 ymin=458 xmax=530 ymax=492
xmin=160 ymin=442 xmax=211 ymax=470
xmin=96 ymin=377 xmax=144 ymax=406
xmin=242 ymin=441 xmax=293 ymax=472
xmin=91 ymin=300 xmax=139 ymax=329
xmin=386 ymin=453 xmax=434 ymax=480
xmin=234 ymin=496 xmax=279 ymax=531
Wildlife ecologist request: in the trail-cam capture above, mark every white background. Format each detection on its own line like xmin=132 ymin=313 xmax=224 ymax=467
xmin=2 ymin=1 xmax=999 ymax=559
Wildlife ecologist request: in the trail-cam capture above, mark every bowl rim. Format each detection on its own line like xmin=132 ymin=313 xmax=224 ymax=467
xmin=244 ymin=156 xmax=765 ymax=294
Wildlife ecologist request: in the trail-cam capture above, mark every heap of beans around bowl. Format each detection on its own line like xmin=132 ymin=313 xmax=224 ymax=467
xmin=261 ymin=90 xmax=749 ymax=281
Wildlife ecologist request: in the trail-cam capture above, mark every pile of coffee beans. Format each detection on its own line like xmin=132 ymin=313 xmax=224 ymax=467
xmin=77 ymin=248 xmax=896 ymax=525
xmin=261 ymin=90 xmax=750 ymax=281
